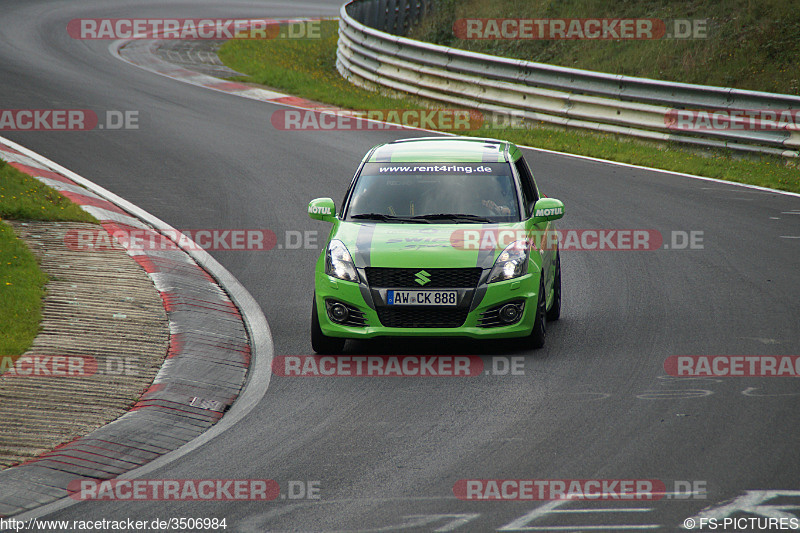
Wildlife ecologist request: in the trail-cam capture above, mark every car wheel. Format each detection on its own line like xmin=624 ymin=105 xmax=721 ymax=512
xmin=311 ymin=296 xmax=346 ymax=354
xmin=546 ymin=252 xmax=561 ymax=322
xmin=530 ymin=276 xmax=547 ymax=349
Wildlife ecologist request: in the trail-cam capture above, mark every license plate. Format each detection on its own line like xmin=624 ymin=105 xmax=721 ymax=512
xmin=387 ymin=290 xmax=458 ymax=306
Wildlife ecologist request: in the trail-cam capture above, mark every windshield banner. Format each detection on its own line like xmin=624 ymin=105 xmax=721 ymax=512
xmin=363 ymin=162 xmax=508 ymax=175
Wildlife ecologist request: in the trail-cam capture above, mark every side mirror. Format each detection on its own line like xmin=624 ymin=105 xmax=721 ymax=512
xmin=308 ymin=197 xmax=337 ymax=222
xmin=532 ymin=198 xmax=564 ymax=222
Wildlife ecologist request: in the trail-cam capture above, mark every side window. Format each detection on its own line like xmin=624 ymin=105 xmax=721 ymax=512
xmin=514 ymin=157 xmax=538 ymax=216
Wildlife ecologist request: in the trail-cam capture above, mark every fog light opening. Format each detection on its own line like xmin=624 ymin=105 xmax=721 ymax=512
xmin=499 ymin=303 xmax=521 ymax=323
xmin=329 ymin=302 xmax=349 ymax=322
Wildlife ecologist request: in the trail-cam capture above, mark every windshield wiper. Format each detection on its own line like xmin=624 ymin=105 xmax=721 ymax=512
xmin=410 ymin=213 xmax=494 ymax=223
xmin=350 ymin=213 xmax=430 ymax=223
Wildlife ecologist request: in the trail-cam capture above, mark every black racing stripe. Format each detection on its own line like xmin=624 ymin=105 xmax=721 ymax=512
xmin=353 ymin=223 xmax=375 ymax=268
xmin=471 ymin=223 xmax=498 ymax=311
xmin=476 ymin=223 xmax=498 ymax=269
xmin=372 ymin=144 xmax=395 ymax=162
xmin=482 ymin=144 xmax=501 ymax=163
xmin=354 ymin=224 xmax=376 ymax=309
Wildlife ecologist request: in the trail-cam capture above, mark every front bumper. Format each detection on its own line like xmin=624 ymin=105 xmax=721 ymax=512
xmin=314 ymin=269 xmax=540 ymax=339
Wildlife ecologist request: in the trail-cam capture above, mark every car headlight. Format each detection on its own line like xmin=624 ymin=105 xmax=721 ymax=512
xmin=488 ymin=240 xmax=530 ymax=283
xmin=325 ymin=240 xmax=358 ymax=282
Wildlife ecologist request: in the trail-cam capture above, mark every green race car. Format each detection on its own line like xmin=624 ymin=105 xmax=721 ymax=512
xmin=308 ymin=137 xmax=564 ymax=354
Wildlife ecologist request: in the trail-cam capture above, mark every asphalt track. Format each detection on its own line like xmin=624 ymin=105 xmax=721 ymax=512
xmin=1 ymin=1 xmax=799 ymax=530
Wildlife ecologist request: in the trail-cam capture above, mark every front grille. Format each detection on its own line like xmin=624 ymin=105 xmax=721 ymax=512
xmin=365 ymin=267 xmax=482 ymax=288
xmin=377 ymin=307 xmax=470 ymax=328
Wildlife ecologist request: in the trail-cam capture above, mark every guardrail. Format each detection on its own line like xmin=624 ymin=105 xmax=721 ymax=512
xmin=337 ymin=0 xmax=800 ymax=158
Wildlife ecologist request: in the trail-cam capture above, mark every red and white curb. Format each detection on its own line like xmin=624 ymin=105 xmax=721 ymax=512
xmin=110 ymin=17 xmax=386 ymax=123
xmin=0 ymin=136 xmax=273 ymax=518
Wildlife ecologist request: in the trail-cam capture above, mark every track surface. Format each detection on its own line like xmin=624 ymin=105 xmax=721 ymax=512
xmin=1 ymin=1 xmax=799 ymax=530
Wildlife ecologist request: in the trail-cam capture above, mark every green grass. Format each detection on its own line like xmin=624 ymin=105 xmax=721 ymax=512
xmin=409 ymin=0 xmax=800 ymax=96
xmin=218 ymin=21 xmax=800 ymax=194
xmin=0 ymin=159 xmax=97 ymax=222
xmin=219 ymin=22 xmax=422 ymax=112
xmin=0 ymin=158 xmax=98 ymax=359
xmin=0 ymin=220 xmax=48 ymax=356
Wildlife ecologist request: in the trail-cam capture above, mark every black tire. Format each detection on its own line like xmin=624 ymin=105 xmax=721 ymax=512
xmin=530 ymin=276 xmax=547 ymax=349
xmin=311 ymin=296 xmax=346 ymax=354
xmin=546 ymin=253 xmax=561 ymax=322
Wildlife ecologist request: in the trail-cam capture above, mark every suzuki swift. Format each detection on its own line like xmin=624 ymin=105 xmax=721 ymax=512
xmin=308 ymin=137 xmax=564 ymax=354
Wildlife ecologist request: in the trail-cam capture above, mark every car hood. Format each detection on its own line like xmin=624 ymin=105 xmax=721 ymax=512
xmin=331 ymin=221 xmax=527 ymax=269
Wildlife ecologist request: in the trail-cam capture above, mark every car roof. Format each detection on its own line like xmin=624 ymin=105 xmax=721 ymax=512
xmin=365 ymin=137 xmax=522 ymax=164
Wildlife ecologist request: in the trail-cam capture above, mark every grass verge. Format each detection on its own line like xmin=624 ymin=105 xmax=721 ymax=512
xmin=0 ymin=158 xmax=97 ymax=357
xmin=218 ymin=20 xmax=799 ymax=194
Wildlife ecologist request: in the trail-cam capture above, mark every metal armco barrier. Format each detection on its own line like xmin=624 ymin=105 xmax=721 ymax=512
xmin=336 ymin=0 xmax=800 ymax=157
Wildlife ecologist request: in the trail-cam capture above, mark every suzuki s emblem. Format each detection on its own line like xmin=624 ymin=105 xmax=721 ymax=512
xmin=415 ymin=270 xmax=431 ymax=286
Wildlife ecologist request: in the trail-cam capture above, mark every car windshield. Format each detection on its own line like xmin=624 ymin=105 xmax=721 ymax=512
xmin=346 ymin=162 xmax=520 ymax=223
